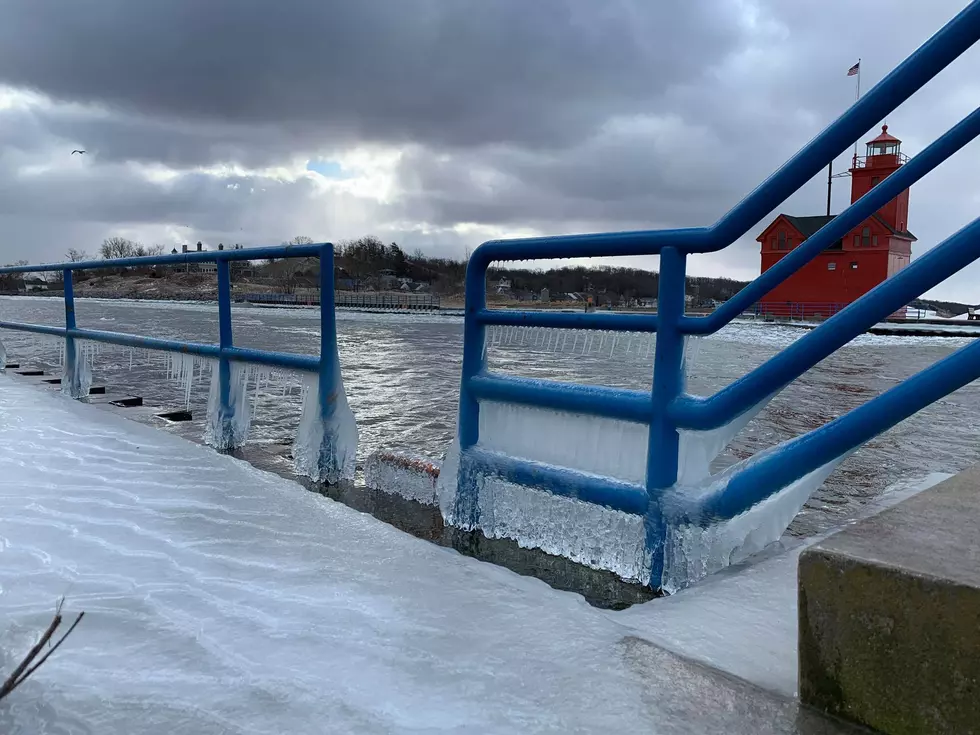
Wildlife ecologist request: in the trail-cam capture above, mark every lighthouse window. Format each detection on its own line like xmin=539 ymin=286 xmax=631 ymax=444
xmin=861 ymin=227 xmax=871 ymax=247
xmin=853 ymin=235 xmax=860 ymax=248
xmin=871 ymin=176 xmax=880 ymax=187
xmin=778 ymin=232 xmax=786 ymax=250
xmin=872 ymin=235 xmax=878 ymax=246
xmin=827 ymin=262 xmax=837 ymax=271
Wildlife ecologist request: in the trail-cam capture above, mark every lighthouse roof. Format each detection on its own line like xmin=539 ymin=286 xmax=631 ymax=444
xmin=779 ymin=213 xmax=916 ymax=242
xmin=867 ymin=124 xmax=901 ymax=145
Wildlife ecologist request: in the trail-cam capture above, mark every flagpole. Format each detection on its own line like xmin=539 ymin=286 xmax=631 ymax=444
xmin=852 ymin=58 xmax=862 ymax=167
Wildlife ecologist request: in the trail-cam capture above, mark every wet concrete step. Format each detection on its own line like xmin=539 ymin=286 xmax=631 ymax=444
xmin=799 ymin=465 xmax=980 ymax=734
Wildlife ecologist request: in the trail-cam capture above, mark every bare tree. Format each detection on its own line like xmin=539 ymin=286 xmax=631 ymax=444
xmin=99 ymin=237 xmax=143 ymax=260
xmin=269 ymin=236 xmax=318 ymax=292
xmin=65 ymin=248 xmax=89 ymax=263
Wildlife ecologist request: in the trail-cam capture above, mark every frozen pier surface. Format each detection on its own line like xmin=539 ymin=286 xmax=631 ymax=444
xmin=800 ymin=467 xmax=980 ymax=733
xmin=0 ymin=376 xmax=859 ymax=734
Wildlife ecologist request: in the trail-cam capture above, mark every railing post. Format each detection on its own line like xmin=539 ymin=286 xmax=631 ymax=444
xmin=451 ymin=253 xmax=489 ymax=527
xmin=645 ymin=245 xmax=687 ymax=585
xmin=62 ymin=268 xmax=77 ymax=396
xmin=215 ymin=258 xmax=236 ymax=448
xmin=318 ymin=245 xmax=338 ymax=431
xmin=293 ymin=242 xmax=358 ymax=484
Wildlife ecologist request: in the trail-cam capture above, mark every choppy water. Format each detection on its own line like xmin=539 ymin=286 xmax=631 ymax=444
xmin=2 ymin=295 xmax=978 ymax=537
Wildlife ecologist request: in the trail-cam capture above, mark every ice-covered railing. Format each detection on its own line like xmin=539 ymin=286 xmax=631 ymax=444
xmin=441 ymin=1 xmax=980 ymax=590
xmin=0 ymin=243 xmax=357 ymax=484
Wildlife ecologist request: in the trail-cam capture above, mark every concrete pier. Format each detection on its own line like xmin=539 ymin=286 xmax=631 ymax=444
xmin=799 ymin=466 xmax=980 ymax=733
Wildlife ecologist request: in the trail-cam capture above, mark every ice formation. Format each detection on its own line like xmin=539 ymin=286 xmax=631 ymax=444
xmin=676 ymin=396 xmax=772 ymax=485
xmin=166 ymin=352 xmax=211 ymax=408
xmin=486 ymin=325 xmax=656 ymax=359
xmin=61 ymin=339 xmax=92 ymax=398
xmin=204 ymin=360 xmax=252 ymax=451
xmin=479 ymin=400 xmax=650 ymax=485
xmin=293 ymin=366 xmax=358 ymax=483
xmin=439 ymin=324 xmax=828 ymax=591
xmin=659 ymin=453 xmax=847 ymax=593
xmin=0 ymin=338 xmax=6 ymax=371
xmin=476 ymin=473 xmax=649 ymax=581
xmin=364 ymin=451 xmax=441 ymax=505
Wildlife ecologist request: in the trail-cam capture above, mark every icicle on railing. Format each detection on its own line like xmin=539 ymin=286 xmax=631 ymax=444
xmin=166 ymin=352 xmax=211 ymax=408
xmin=61 ymin=340 xmax=92 ymax=398
xmin=485 ymin=325 xmax=656 ymax=360
xmin=293 ymin=363 xmax=358 ymax=484
xmin=205 ymin=361 xmax=251 ymax=451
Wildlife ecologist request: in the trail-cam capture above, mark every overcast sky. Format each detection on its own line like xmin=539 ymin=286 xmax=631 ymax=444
xmin=0 ymin=0 xmax=978 ymax=300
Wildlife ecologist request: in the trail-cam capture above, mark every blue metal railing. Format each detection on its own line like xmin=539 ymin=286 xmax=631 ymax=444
xmin=0 ymin=243 xmax=355 ymax=481
xmin=451 ymin=1 xmax=980 ymax=586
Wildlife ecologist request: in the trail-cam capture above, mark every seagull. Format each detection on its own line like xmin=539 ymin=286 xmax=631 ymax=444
xmin=71 ymin=150 xmax=86 ymax=155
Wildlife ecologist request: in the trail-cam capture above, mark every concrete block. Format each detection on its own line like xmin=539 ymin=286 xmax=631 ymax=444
xmin=799 ymin=466 xmax=980 ymax=734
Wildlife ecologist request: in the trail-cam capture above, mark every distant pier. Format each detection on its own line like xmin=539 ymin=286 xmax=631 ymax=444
xmin=240 ymin=290 xmax=441 ymax=310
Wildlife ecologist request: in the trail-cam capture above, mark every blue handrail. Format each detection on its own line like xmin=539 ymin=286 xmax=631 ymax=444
xmin=0 ymin=243 xmax=356 ymax=483
xmin=450 ymin=1 xmax=980 ymax=587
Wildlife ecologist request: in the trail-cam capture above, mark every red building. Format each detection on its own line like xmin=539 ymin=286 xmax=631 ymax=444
xmin=757 ymin=125 xmax=916 ymax=319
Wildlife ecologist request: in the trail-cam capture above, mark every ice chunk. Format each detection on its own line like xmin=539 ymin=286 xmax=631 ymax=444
xmin=478 ymin=400 xmax=649 ymax=485
xmin=61 ymin=339 xmax=92 ymax=398
xmin=0 ymin=338 xmax=6 ymax=371
xmin=435 ymin=436 xmax=462 ymax=520
xmin=364 ymin=451 xmax=441 ymax=505
xmin=293 ymin=367 xmax=358 ymax=484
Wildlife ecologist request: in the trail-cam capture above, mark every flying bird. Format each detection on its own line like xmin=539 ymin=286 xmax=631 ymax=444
xmin=71 ymin=150 xmax=86 ymax=155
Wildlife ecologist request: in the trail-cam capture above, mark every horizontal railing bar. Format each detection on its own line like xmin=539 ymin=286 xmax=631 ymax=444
xmin=221 ymin=346 xmax=319 ymax=372
xmin=463 ymin=447 xmax=650 ymax=516
xmin=0 ymin=243 xmax=329 ymax=274
xmin=683 ymin=334 xmax=980 ymax=525
xmin=476 ymin=308 xmax=658 ymax=332
xmin=0 ymin=321 xmax=67 ymax=338
xmin=672 ymin=215 xmax=980 ymax=430
xmin=68 ymin=327 xmax=221 ymax=358
xmin=683 ymin=105 xmax=980 ymax=335
xmin=468 ymin=373 xmax=653 ymax=424
xmin=467 ymin=228 xmax=704 ymax=268
xmin=0 ymin=322 xmax=320 ymax=372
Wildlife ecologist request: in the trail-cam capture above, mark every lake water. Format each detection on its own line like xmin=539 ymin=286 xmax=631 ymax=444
xmin=2 ymin=295 xmax=978 ymax=538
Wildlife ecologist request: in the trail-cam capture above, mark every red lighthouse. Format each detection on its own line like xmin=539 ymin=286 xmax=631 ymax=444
xmin=757 ymin=125 xmax=916 ymax=318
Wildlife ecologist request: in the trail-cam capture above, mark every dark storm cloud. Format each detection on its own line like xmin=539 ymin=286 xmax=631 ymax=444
xmin=0 ymin=0 xmax=742 ymax=150
xmin=0 ymin=0 xmax=978 ymax=301
xmin=386 ymin=0 xmax=980 ymax=263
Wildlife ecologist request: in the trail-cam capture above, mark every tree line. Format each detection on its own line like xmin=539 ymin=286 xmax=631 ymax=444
xmin=1 ymin=233 xmax=756 ymax=305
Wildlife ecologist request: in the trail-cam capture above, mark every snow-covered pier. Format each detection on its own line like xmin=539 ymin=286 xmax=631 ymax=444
xmin=0 ymin=372 xmax=873 ymax=734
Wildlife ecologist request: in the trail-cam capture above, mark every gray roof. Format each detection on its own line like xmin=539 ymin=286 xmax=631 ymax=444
xmin=781 ymin=213 xmax=915 ymax=242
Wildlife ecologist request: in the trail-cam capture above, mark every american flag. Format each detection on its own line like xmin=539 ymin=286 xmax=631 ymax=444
xmin=847 ymin=61 xmax=860 ymax=77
